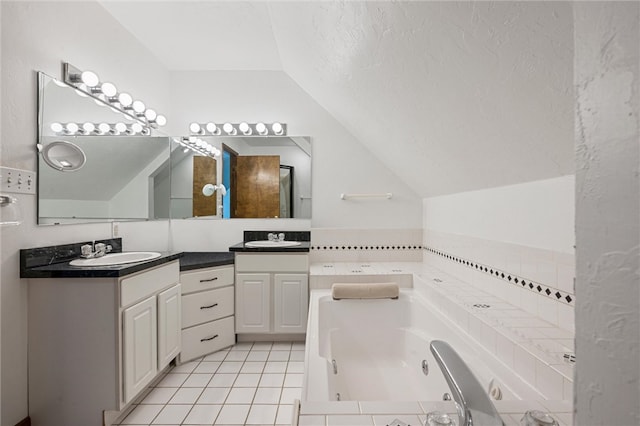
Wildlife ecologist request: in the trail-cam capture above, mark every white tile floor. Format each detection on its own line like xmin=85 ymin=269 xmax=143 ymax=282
xmin=116 ymin=341 xmax=304 ymax=426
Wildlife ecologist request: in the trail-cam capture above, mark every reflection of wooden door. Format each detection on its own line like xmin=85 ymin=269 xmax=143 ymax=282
xmin=234 ymin=155 xmax=280 ymax=218
xmin=192 ymin=156 xmax=217 ymax=217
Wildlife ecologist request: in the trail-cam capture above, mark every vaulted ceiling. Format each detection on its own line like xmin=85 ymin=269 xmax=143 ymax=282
xmin=101 ymin=1 xmax=574 ymax=198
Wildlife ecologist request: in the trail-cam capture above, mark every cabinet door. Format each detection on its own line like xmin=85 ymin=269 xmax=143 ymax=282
xmin=274 ymin=273 xmax=309 ymax=333
xmin=123 ymin=295 xmax=157 ymax=403
xmin=235 ymin=273 xmax=270 ymax=333
xmin=158 ymin=284 xmax=181 ymax=370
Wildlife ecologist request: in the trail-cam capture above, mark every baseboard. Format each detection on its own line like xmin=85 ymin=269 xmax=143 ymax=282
xmin=15 ymin=417 xmax=31 ymax=426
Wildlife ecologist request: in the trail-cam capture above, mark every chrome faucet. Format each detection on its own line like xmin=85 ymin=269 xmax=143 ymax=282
xmin=429 ymin=340 xmax=505 ymax=426
xmin=268 ymin=232 xmax=286 ymax=242
xmin=80 ymin=242 xmax=112 ymax=259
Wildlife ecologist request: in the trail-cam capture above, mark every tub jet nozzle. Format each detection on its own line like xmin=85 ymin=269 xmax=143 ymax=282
xmin=422 ymin=359 xmax=429 ymax=376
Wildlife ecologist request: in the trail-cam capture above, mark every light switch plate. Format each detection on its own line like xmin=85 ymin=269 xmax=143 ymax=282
xmin=0 ymin=167 xmax=37 ymax=194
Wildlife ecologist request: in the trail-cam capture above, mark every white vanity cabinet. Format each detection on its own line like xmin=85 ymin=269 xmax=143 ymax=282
xmin=179 ymin=265 xmax=236 ymax=363
xmin=235 ymin=253 xmax=309 ymax=335
xmin=27 ymin=260 xmax=181 ymax=426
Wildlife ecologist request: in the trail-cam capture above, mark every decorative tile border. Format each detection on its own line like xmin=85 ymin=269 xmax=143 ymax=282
xmin=310 ymin=245 xmax=424 ymax=251
xmin=424 ymin=246 xmax=574 ymax=305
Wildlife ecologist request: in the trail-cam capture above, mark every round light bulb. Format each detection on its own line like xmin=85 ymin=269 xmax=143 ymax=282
xmin=188 ymin=136 xmax=197 ymax=144
xmin=189 ymin=122 xmax=202 ymax=134
xmin=144 ymin=109 xmax=157 ymax=121
xmin=80 ymin=70 xmax=99 ymax=87
xmin=239 ymin=122 xmax=251 ymax=135
xmin=98 ymin=123 xmax=110 ymax=134
xmin=50 ymin=122 xmax=64 ymax=133
xmin=196 ymin=139 xmax=204 ymax=147
xmin=155 ymin=115 xmax=167 ymax=126
xmin=131 ymin=123 xmax=143 ymax=134
xmin=205 ymin=122 xmax=218 ymax=134
xmin=223 ymin=122 xmax=235 ymax=135
xmin=132 ymin=100 xmax=145 ymax=113
xmin=82 ymin=122 xmax=95 ymax=134
xmin=65 ymin=123 xmax=79 ymax=134
xmin=118 ymin=93 xmax=133 ymax=107
xmin=256 ymin=122 xmax=267 ymax=135
xmin=101 ymin=82 xmax=117 ymax=97
xmin=115 ymin=122 xmax=127 ymax=134
xmin=272 ymin=122 xmax=284 ymax=135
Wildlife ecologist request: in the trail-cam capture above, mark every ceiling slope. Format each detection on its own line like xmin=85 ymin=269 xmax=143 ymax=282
xmin=268 ymin=1 xmax=575 ymax=197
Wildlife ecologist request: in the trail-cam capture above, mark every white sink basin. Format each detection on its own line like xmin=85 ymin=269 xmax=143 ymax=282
xmin=244 ymin=240 xmax=302 ymax=248
xmin=69 ymin=252 xmax=162 ymax=267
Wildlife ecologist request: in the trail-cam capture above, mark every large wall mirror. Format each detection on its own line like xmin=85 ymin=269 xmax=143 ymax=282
xmin=37 ymin=72 xmax=171 ymax=225
xmin=170 ymin=136 xmax=311 ymax=219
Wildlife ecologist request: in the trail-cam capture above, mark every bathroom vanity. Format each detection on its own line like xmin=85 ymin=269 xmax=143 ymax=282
xmin=230 ymin=231 xmax=310 ymax=339
xmin=21 ymin=241 xmax=182 ymax=426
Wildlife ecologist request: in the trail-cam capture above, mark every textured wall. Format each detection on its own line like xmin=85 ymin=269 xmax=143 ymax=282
xmin=574 ymin=2 xmax=640 ymax=425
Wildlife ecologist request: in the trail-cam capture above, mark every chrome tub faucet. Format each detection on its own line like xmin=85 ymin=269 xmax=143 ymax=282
xmin=430 ymin=340 xmax=505 ymax=426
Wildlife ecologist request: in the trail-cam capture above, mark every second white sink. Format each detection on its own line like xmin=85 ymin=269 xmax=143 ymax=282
xmin=244 ymin=240 xmax=302 ymax=248
xmin=70 ymin=252 xmax=162 ymax=267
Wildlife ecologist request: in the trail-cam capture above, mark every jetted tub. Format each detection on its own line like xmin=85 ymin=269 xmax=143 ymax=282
xmin=303 ymin=286 xmax=543 ymax=402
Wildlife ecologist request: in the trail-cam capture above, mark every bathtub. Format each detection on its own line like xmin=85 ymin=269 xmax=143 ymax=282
xmin=303 ymin=288 xmax=543 ymax=403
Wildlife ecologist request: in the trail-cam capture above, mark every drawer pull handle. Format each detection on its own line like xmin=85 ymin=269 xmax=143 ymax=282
xmin=200 ymin=277 xmax=218 ymax=283
xmin=200 ymin=303 xmax=218 ymax=310
xmin=200 ymin=334 xmax=219 ymax=342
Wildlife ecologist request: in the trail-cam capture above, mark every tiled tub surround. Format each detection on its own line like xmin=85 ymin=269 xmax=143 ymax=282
xmin=424 ymin=230 xmax=575 ymax=333
xmin=309 ymin=228 xmax=423 ymax=263
xmin=302 ymin=262 xmax=574 ymax=425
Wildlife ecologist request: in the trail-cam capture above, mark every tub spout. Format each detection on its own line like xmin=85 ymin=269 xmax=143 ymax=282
xmin=430 ymin=340 xmax=504 ymax=426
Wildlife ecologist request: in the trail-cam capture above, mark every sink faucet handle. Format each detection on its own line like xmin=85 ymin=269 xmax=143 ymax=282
xmin=268 ymin=233 xmax=275 ymax=241
xmin=278 ymin=233 xmax=285 ymax=242
xmin=80 ymin=244 xmax=93 ymax=258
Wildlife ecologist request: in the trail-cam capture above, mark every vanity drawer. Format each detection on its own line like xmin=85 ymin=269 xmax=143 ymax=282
xmin=181 ymin=266 xmax=234 ymax=294
xmin=120 ymin=261 xmax=179 ymax=307
xmin=180 ymin=316 xmax=235 ymax=362
xmin=182 ymin=286 xmax=234 ymax=328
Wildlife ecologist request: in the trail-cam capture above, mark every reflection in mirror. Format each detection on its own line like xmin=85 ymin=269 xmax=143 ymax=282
xmin=170 ymin=136 xmax=311 ymax=219
xmin=37 ymin=72 xmax=171 ymax=225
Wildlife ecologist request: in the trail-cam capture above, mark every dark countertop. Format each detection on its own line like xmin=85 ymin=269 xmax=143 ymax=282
xmin=229 ymin=241 xmax=311 ymax=253
xmin=21 ymin=252 xmax=184 ymax=279
xmin=21 ymin=244 xmax=236 ymax=279
xmin=179 ymin=252 xmax=235 ymax=271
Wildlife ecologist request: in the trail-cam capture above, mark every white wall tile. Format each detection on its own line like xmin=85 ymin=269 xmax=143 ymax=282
xmin=327 ymin=415 xmax=374 ymax=425
xmin=496 ymin=333 xmax=515 ymax=368
xmin=513 ymin=346 xmax=536 ymax=386
xmin=537 ymin=294 xmax=559 ymax=326
xmin=536 ymin=359 xmax=564 ymax=400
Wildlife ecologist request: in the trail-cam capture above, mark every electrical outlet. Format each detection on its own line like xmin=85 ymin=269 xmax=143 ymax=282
xmin=112 ymin=222 xmax=120 ymax=238
xmin=0 ymin=167 xmax=36 ymax=194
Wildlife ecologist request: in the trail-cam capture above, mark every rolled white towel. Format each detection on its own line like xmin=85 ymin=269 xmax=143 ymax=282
xmin=331 ymin=282 xmax=399 ymax=300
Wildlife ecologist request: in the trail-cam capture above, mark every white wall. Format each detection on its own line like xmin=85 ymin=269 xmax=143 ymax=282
xmin=0 ymin=2 xmax=172 ymax=424
xmin=424 ymin=175 xmax=575 ymax=253
xmin=168 ymin=70 xmax=423 ymax=231
xmin=574 ymin=3 xmax=639 ymax=425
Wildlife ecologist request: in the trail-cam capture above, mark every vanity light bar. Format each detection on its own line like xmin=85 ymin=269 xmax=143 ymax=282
xmin=188 ymin=122 xmax=287 ymax=136
xmin=173 ymin=137 xmax=221 ymax=159
xmin=50 ymin=122 xmax=151 ymax=136
xmin=63 ymin=62 xmax=167 ymax=129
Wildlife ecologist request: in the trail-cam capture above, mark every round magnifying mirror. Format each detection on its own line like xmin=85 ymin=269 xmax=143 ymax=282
xmin=41 ymin=140 xmax=87 ymax=172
